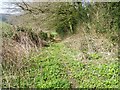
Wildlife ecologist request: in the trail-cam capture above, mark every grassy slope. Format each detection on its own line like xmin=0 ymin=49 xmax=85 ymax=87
xmin=1 ymin=21 xmax=13 ymax=38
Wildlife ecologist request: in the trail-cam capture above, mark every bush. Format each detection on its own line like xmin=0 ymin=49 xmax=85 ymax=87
xmin=1 ymin=22 xmax=13 ymax=38
xmin=54 ymin=3 xmax=90 ymax=37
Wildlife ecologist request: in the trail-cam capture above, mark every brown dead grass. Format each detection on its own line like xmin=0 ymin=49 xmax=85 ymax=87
xmin=63 ymin=23 xmax=118 ymax=65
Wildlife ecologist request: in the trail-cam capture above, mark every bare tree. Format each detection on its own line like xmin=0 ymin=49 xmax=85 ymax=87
xmin=14 ymin=1 xmax=53 ymax=15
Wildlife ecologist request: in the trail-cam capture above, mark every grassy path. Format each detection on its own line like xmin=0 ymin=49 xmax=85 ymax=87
xmin=3 ymin=43 xmax=118 ymax=88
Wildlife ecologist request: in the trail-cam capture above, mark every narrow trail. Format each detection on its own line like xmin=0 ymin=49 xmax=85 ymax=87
xmin=57 ymin=44 xmax=80 ymax=88
xmin=63 ymin=62 xmax=79 ymax=88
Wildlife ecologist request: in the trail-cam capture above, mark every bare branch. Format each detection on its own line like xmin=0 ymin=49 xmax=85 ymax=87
xmin=14 ymin=2 xmax=54 ymax=15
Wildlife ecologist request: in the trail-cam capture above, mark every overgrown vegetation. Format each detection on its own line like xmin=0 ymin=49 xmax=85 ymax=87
xmin=2 ymin=2 xmax=119 ymax=88
xmin=2 ymin=43 xmax=118 ymax=88
xmin=51 ymin=2 xmax=92 ymax=37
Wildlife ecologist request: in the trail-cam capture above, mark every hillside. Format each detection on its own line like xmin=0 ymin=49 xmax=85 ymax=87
xmin=0 ymin=14 xmax=10 ymax=22
xmin=2 ymin=2 xmax=119 ymax=88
